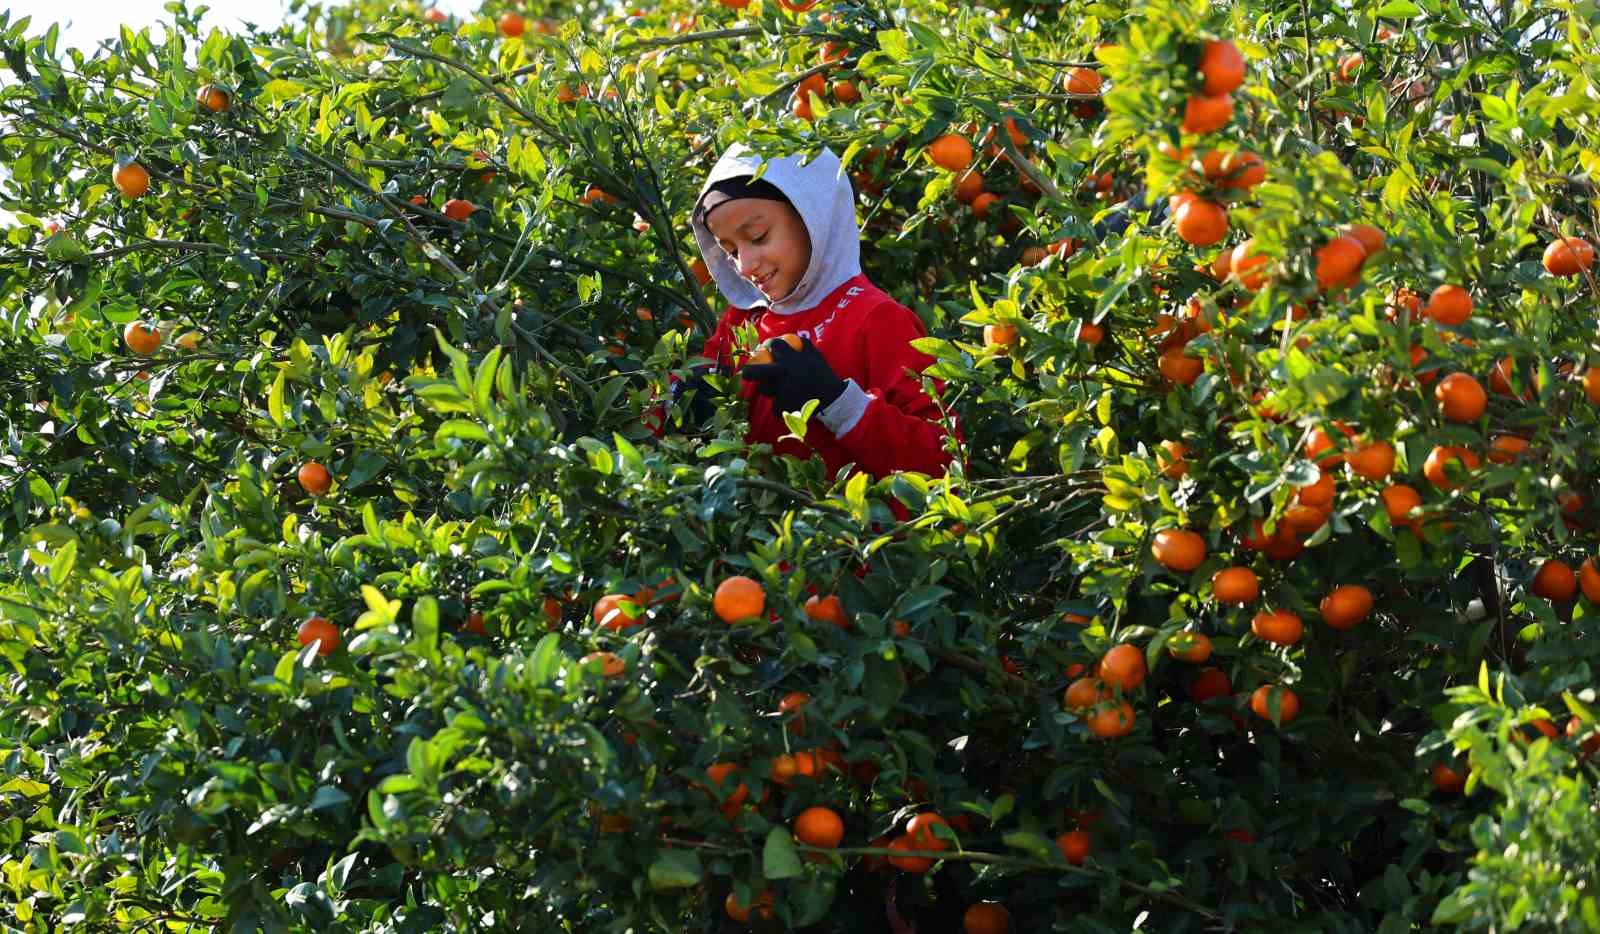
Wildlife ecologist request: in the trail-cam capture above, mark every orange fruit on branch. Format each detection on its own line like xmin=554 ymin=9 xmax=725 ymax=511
xmin=1207 ymin=150 xmax=1265 ymax=189
xmin=778 ymin=691 xmax=810 ymax=733
xmin=1435 ymin=372 xmax=1487 ymax=422
xmin=1157 ymin=440 xmax=1189 ymax=477
xmin=1099 ymin=644 xmax=1147 ymax=691
xmin=1381 ymin=483 xmax=1422 ymax=527
xmin=297 ymin=461 xmax=332 ymax=496
xmin=1430 ymin=762 xmax=1466 ymax=794
xmin=1151 ymin=528 xmax=1206 ymax=571
xmin=928 ymin=134 xmax=974 ymax=172
xmin=886 ymin=835 xmax=934 ymax=872
xmin=1423 ymin=445 xmax=1479 ymax=490
xmin=1250 ymin=684 xmax=1300 ymax=724
xmin=963 ymin=900 xmax=1012 ymax=934
xmin=725 ymin=889 xmax=775 ymax=922
xmin=1542 ymin=236 xmax=1595 ymax=277
xmin=1314 ymin=235 xmax=1367 ymax=291
xmin=703 ymin=762 xmax=750 ymax=818
xmin=1212 ymin=566 xmax=1260 ymax=604
xmin=195 ymin=84 xmax=230 ymax=112
xmin=1085 ymin=701 xmax=1136 ymax=738
xmin=1580 ymin=558 xmax=1600 ymax=603
xmin=1229 ymin=239 xmax=1270 ymax=290
xmin=1198 ymin=38 xmax=1245 ymax=95
xmin=1347 ymin=440 xmax=1396 ymax=482
xmin=1320 ymin=585 xmax=1374 ymax=629
xmin=1055 ymin=829 xmax=1091 ymax=865
xmin=1251 ymin=609 xmax=1303 ymax=645
xmin=113 ymin=161 xmax=150 ymax=198
xmin=1530 ymin=559 xmax=1577 ymax=602
xmin=713 ymin=575 xmax=766 ymax=623
xmin=1158 ymin=347 xmax=1203 ymax=385
xmin=1296 ymin=468 xmax=1337 ymax=509
xmin=794 ymin=806 xmax=845 ymax=848
xmin=123 ymin=321 xmax=162 ymax=355
xmin=581 ymin=651 xmax=625 ymax=678
xmin=1384 ymin=290 xmax=1423 ymax=327
xmin=592 ymin=594 xmax=643 ymax=631
xmin=1064 ymin=67 xmax=1103 ymax=95
xmin=1342 ymin=223 xmax=1387 ymax=257
xmin=804 ymin=593 xmax=851 ymax=629
xmin=443 ymin=198 xmax=477 ymax=221
xmin=1487 ymin=435 xmax=1529 ymax=464
xmin=954 ymin=169 xmax=985 ymax=204
xmin=1181 ymin=93 xmax=1234 ymax=134
xmin=498 ymin=12 xmax=526 ymax=36
xmin=1190 ymin=667 xmax=1232 ymax=703
xmin=1424 ymin=284 xmax=1472 ymax=325
xmin=1167 ymin=631 xmax=1212 ymax=663
xmin=984 ymin=323 xmax=1018 ymax=352
xmin=970 ymin=192 xmax=1001 ymax=220
xmin=906 ymin=812 xmax=951 ymax=851
xmin=297 ymin=616 xmax=339 ymax=656
xmin=1063 ymin=677 xmax=1112 ymax=710
xmin=1174 ymin=199 xmax=1228 ymax=246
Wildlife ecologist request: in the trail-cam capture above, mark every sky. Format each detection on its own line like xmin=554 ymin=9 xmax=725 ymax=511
xmin=3 ymin=0 xmax=473 ymax=51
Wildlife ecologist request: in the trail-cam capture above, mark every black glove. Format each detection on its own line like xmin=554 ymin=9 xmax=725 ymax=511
xmin=742 ymin=336 xmax=847 ymax=417
xmin=667 ymin=366 xmax=721 ymax=430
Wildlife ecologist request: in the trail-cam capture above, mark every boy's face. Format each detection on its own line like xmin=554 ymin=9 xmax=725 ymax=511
xmin=706 ymin=198 xmax=812 ymax=302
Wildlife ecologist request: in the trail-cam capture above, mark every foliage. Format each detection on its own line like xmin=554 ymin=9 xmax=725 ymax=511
xmin=2 ymin=0 xmax=1600 ymax=929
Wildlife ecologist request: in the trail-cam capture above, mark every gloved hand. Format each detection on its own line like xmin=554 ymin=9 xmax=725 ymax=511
xmin=742 ymin=336 xmax=847 ymax=417
xmin=666 ymin=366 xmax=722 ymax=431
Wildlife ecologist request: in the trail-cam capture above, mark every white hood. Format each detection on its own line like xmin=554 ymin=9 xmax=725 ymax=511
xmin=690 ymin=144 xmax=863 ymax=315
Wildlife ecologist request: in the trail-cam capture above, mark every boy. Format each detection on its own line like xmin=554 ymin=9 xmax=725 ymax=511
xmin=663 ymin=143 xmax=956 ymax=481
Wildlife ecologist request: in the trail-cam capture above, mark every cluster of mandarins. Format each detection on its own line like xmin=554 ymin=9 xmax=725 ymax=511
xmin=791 ymin=41 xmax=863 ymax=121
xmin=573 ymin=572 xmax=1040 ymax=927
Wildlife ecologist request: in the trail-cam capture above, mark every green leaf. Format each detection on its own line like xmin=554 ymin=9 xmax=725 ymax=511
xmin=436 ymin=419 xmax=491 ymax=444
xmin=47 ymin=539 xmax=76 ymax=588
xmin=412 ymin=596 xmax=439 ymax=657
xmin=273 ymin=647 xmax=302 ymax=686
xmin=345 ymin=452 xmax=387 ymax=490
xmin=43 ymin=232 xmax=87 ymax=262
xmin=268 ymin=370 xmax=288 ymax=428
xmin=529 ymin=633 xmax=562 ymax=685
xmin=473 ymin=346 xmax=501 ymax=411
xmin=647 ymin=849 xmax=702 ymax=890
xmin=1381 ymin=170 xmax=1413 ymax=212
xmin=905 ymin=22 xmax=947 ymax=53
xmin=1374 ymin=0 xmax=1422 ymax=16
xmin=1002 ymin=830 xmax=1055 ymax=860
xmin=259 ymin=79 xmax=308 ymax=102
xmin=762 ymin=827 xmax=803 ymax=879
xmin=876 ymin=30 xmax=908 ymax=60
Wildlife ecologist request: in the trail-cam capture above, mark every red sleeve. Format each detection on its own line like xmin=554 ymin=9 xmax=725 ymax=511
xmin=833 ymin=302 xmax=960 ymax=478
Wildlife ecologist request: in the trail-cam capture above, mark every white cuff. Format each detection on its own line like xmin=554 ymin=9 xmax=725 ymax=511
xmin=818 ymin=379 xmax=872 ymax=437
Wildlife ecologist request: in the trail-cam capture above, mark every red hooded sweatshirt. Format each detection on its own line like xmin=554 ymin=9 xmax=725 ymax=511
xmin=698 ymin=274 xmax=954 ymax=480
xmin=659 ymin=143 xmax=958 ymax=482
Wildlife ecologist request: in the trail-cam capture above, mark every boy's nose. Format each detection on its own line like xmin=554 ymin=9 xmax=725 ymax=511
xmin=739 ymin=253 xmax=762 ymax=278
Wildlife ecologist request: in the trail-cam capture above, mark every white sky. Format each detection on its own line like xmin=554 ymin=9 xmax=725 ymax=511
xmin=3 ymin=0 xmax=475 ymax=52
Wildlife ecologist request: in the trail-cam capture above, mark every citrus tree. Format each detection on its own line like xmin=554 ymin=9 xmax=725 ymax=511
xmin=2 ymin=0 xmax=1599 ymax=929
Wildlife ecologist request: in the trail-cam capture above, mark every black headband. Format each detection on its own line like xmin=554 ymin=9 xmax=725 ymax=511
xmin=694 ymin=175 xmax=792 ymax=229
